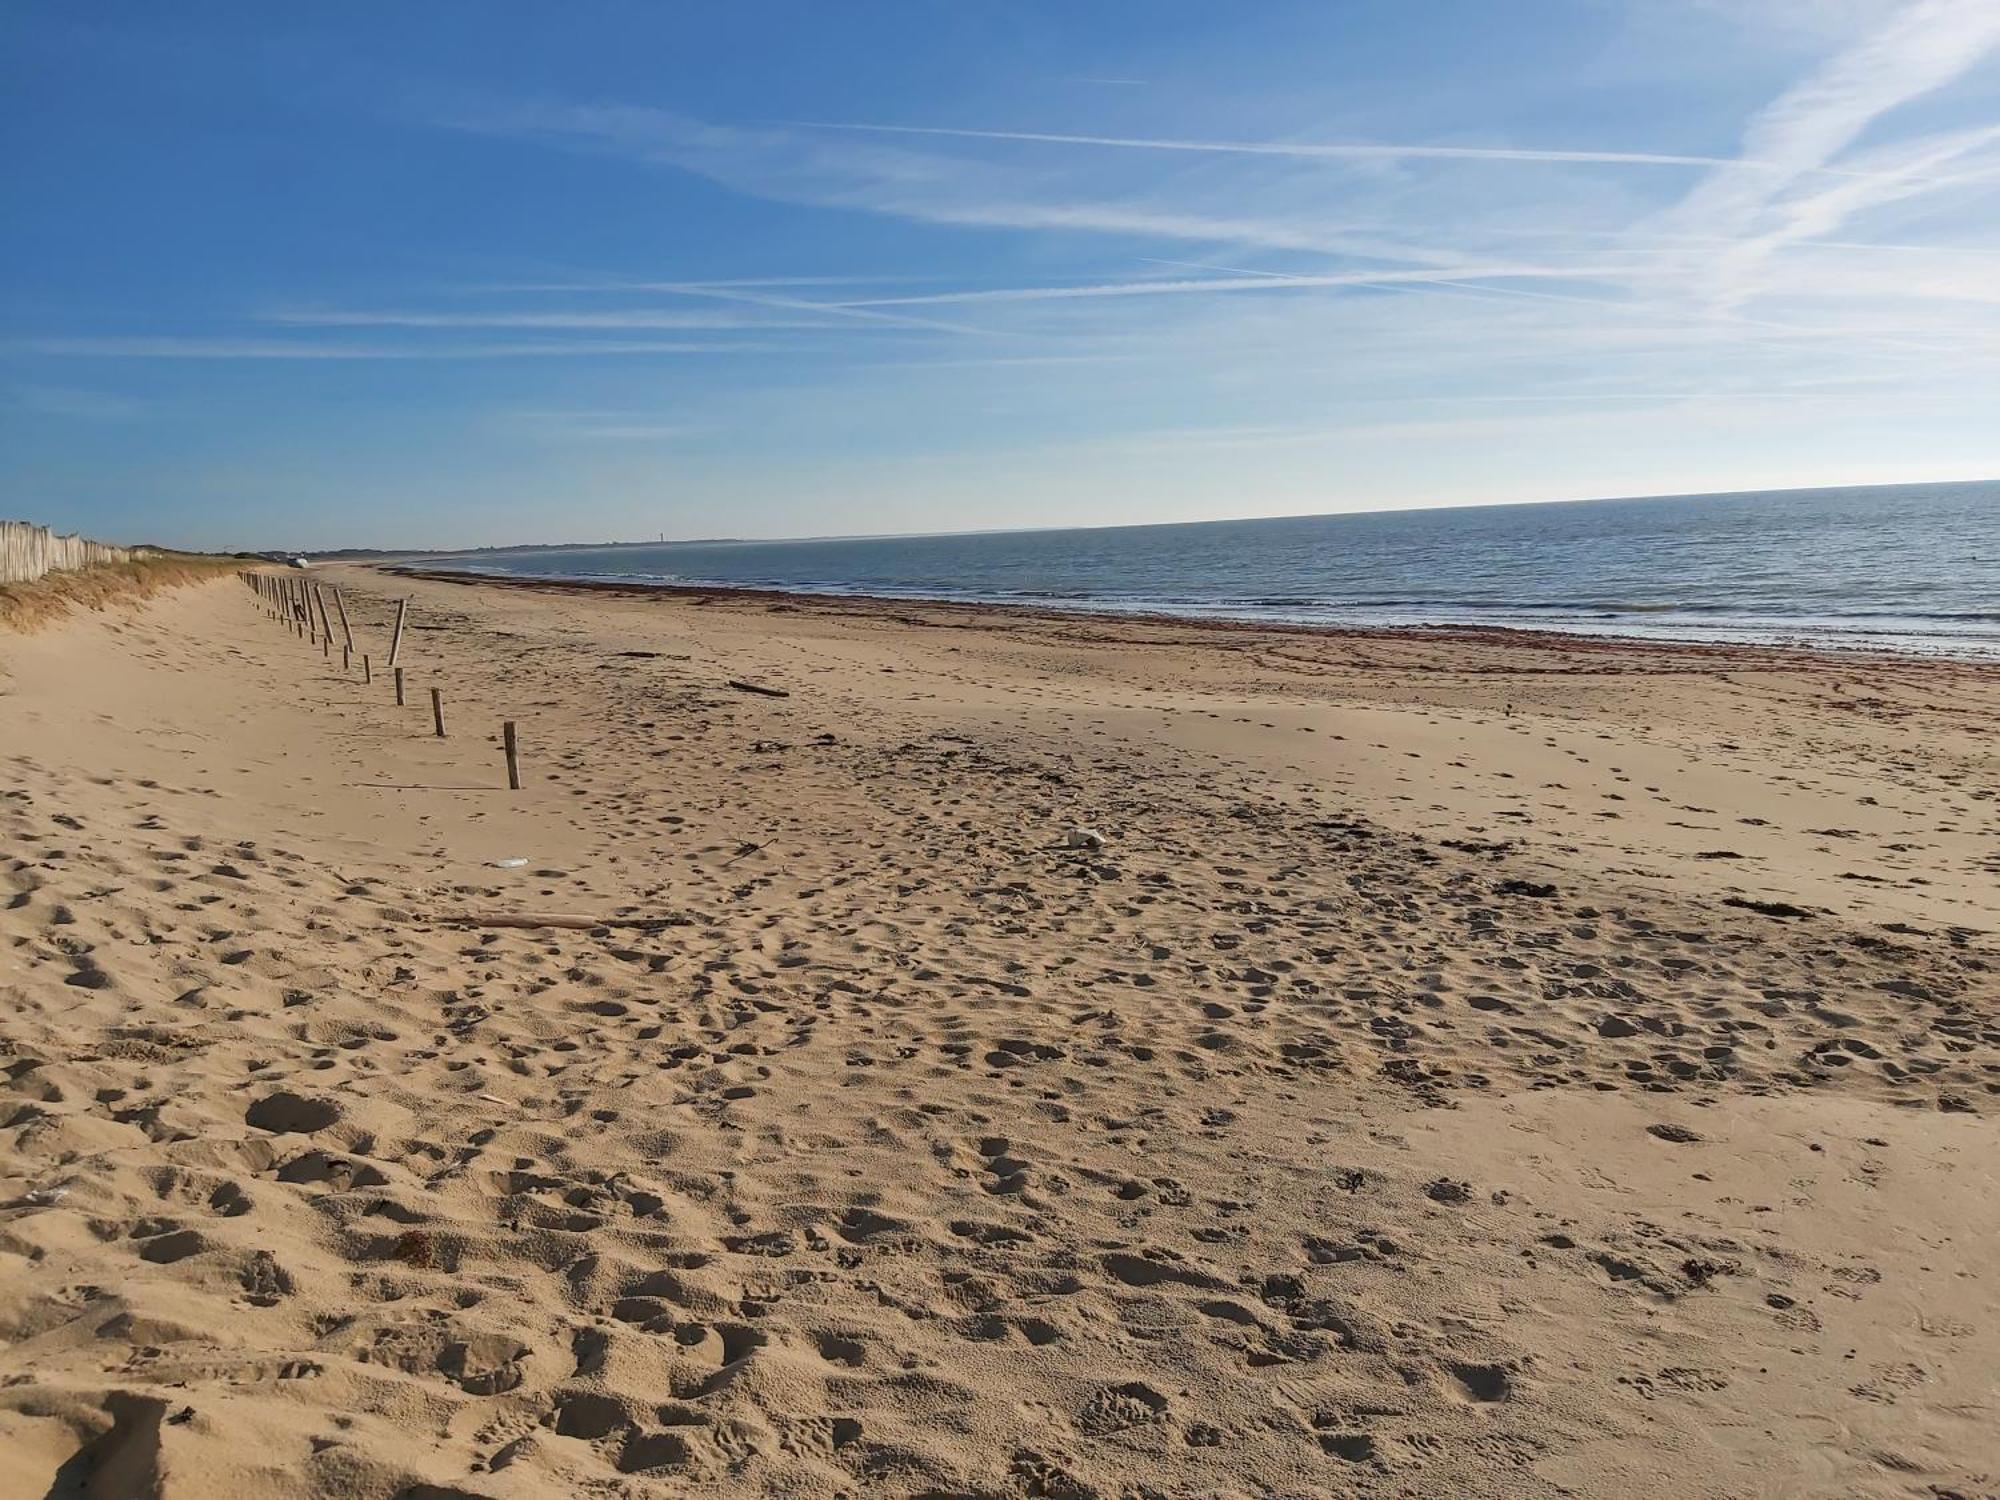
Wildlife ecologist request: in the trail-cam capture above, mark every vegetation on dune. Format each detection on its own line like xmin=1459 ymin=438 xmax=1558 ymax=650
xmin=0 ymin=553 xmax=252 ymax=632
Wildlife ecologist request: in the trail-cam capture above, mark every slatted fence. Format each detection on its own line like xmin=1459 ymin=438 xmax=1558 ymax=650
xmin=0 ymin=521 xmax=134 ymax=583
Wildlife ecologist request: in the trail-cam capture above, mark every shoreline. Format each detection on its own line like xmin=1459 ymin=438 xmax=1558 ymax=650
xmin=383 ymin=563 xmax=2000 ymax=673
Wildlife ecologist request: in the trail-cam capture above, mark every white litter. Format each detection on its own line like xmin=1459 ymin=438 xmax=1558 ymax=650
xmin=487 ymin=858 xmax=529 ymax=868
xmin=1066 ymin=827 xmax=1106 ymax=850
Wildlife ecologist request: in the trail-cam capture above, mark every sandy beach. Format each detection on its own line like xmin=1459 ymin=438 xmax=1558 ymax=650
xmin=3 ymin=568 xmax=1996 ymax=1498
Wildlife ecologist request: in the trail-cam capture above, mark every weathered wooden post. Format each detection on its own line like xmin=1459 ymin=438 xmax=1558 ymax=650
xmin=431 ymin=687 xmax=446 ymax=738
xmin=331 ymin=588 xmax=354 ymax=652
xmin=313 ymin=584 xmax=334 ymax=646
xmin=394 ymin=666 xmax=405 ymax=706
xmin=503 ymin=721 xmax=520 ymax=790
xmin=388 ymin=598 xmax=409 ymax=669
xmin=362 ymin=653 xmax=372 ymax=685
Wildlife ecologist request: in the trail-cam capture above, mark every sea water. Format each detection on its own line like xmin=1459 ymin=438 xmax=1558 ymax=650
xmin=424 ymin=480 xmax=2000 ymax=658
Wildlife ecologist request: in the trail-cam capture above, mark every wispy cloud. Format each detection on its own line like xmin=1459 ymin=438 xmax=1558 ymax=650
xmin=14 ymin=337 xmax=798 ymax=359
xmin=792 ymin=121 xmax=1866 ymax=174
xmin=473 ymin=274 xmax=914 ymax=292
xmin=441 ymin=101 xmax=1465 ymax=268
xmin=835 ymin=264 xmax=1631 ymax=308
xmin=1715 ymin=124 xmax=2000 ymax=303
xmin=267 ymin=308 xmax=834 ymax=330
xmin=1663 ymin=0 xmax=2000 ymax=309
xmin=655 ymin=281 xmax=998 ymax=336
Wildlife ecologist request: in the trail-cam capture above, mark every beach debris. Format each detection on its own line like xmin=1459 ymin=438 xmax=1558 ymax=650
xmin=728 ymin=679 xmax=790 ymax=698
xmin=1722 ymin=896 xmax=1813 ymax=919
xmin=1425 ymin=1177 xmax=1474 ymax=1204
xmin=487 ymin=857 xmax=529 ymax=868
xmin=1066 ymin=827 xmax=1106 ymax=850
xmin=1496 ymin=878 xmax=1557 ymax=898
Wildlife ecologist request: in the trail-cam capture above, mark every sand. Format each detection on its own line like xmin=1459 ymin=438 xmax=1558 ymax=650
xmin=2 ymin=568 xmax=1995 ymax=1499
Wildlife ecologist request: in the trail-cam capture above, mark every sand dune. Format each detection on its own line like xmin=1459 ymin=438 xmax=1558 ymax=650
xmin=2 ymin=571 xmax=1995 ymax=1498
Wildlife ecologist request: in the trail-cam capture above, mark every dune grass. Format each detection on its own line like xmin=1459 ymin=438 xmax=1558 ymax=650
xmin=0 ymin=553 xmax=251 ymax=632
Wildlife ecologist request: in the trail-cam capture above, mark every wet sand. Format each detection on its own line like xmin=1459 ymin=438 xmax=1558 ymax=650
xmin=3 ymin=568 xmax=1995 ymax=1498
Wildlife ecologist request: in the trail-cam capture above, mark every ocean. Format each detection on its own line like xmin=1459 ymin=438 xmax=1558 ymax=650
xmin=422 ymin=480 xmax=2000 ymax=658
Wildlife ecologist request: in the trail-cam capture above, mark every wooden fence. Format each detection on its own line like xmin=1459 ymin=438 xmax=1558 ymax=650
xmin=0 ymin=520 xmax=135 ymax=584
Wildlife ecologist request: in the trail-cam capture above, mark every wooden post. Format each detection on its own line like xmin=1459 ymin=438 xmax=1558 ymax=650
xmin=431 ymin=687 xmax=446 ymax=738
xmin=503 ymin=721 xmax=520 ymax=790
xmin=394 ymin=666 xmax=405 ymax=706
xmin=363 ymin=654 xmax=372 ymax=685
xmin=331 ymin=588 xmax=354 ymax=651
xmin=313 ymin=584 xmax=334 ymax=646
xmin=388 ymin=598 xmax=409 ymax=669
xmin=322 ymin=633 xmax=330 ymax=659
xmin=342 ymin=642 xmax=352 ymax=671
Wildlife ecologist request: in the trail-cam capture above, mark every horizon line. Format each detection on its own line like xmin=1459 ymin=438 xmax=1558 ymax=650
xmin=261 ymin=473 xmax=1998 ymax=559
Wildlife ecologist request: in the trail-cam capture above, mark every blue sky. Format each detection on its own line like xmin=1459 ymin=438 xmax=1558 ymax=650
xmin=5 ymin=1 xmax=1999 ymax=549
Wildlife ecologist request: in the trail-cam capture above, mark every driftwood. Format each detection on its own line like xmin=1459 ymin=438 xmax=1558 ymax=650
xmin=727 ymin=679 xmax=790 ymax=698
xmin=427 ymin=913 xmax=699 ymax=931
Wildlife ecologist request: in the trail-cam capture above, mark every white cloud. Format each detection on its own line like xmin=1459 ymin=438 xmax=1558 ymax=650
xmin=1662 ymin=0 xmax=2000 ymax=309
